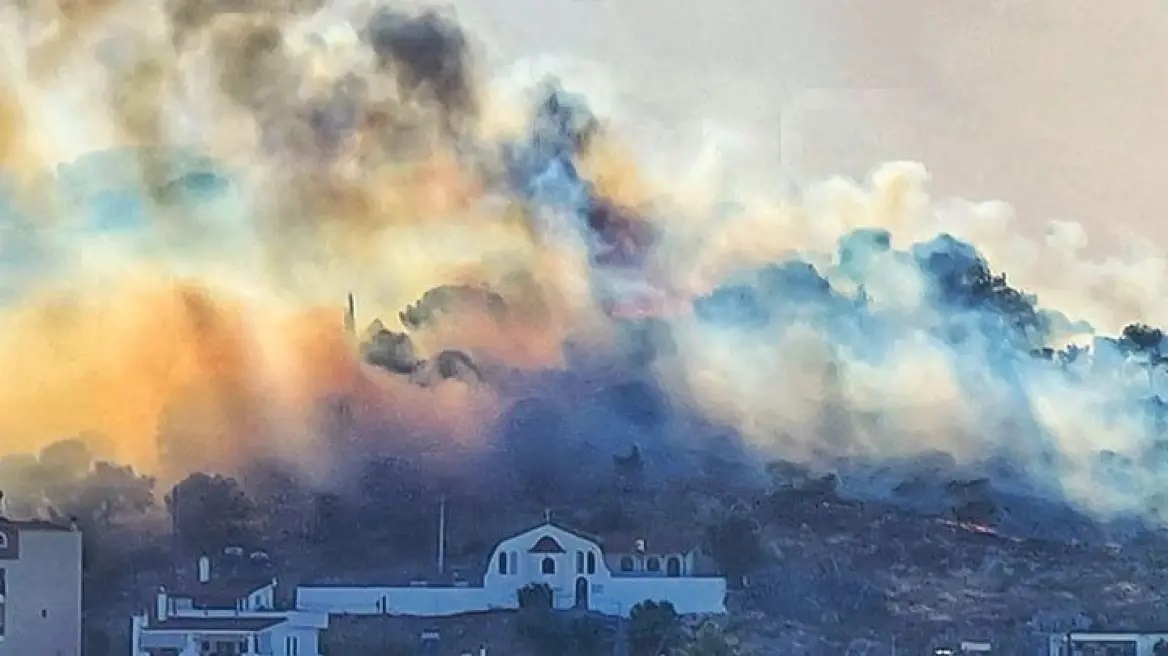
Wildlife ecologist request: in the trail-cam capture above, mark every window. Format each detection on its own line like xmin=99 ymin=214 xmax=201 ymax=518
xmin=498 ymin=552 xmax=508 ymax=575
xmin=576 ymin=551 xmax=584 ymax=574
xmin=285 ymin=636 xmax=299 ymax=656
xmin=541 ymin=557 xmax=556 ymax=575
xmin=647 ymin=557 xmax=661 ymax=572
xmin=0 ymin=533 xmax=7 ymax=549
xmin=586 ymin=551 xmax=596 ymax=574
xmin=509 ymin=551 xmax=518 ymax=574
xmin=619 ymin=556 xmax=634 ymax=572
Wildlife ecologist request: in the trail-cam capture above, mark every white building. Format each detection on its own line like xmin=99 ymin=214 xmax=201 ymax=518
xmin=296 ymin=521 xmax=727 ymax=618
xmin=935 ymin=641 xmax=992 ymax=655
xmin=0 ymin=516 xmax=83 ymax=656
xmin=131 ymin=556 xmax=327 ymax=656
xmin=1048 ymin=631 xmax=1168 ymax=656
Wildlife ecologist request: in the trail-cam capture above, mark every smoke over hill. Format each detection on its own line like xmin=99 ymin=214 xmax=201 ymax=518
xmin=1 ymin=0 xmax=1167 ymax=526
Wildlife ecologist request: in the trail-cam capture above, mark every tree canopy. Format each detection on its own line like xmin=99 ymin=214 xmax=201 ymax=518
xmin=166 ymin=472 xmax=254 ymax=553
xmin=706 ymin=514 xmax=764 ymax=588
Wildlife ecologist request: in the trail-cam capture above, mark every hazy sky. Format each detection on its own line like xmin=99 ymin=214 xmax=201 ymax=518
xmin=434 ymin=0 xmax=1168 ymax=248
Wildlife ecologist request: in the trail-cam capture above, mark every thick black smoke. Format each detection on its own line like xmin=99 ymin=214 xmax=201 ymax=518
xmin=363 ymin=7 xmax=477 ymax=121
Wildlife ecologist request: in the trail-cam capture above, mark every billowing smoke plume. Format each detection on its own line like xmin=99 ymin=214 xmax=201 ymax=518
xmin=2 ymin=0 xmax=1168 ymax=525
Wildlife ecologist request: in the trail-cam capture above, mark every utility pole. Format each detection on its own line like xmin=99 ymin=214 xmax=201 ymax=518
xmin=344 ymin=293 xmax=356 ymax=340
xmin=170 ymin=484 xmax=179 ymax=546
xmin=612 ymin=603 xmax=627 ymax=656
xmin=437 ymin=496 xmax=447 ymax=575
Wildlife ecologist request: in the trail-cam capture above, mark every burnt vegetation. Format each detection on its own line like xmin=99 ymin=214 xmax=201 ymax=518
xmin=10 ymin=423 xmax=1168 ymax=653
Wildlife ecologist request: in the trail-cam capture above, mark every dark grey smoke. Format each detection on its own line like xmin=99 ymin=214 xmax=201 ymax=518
xmin=502 ymin=82 xmax=656 ymax=271
xmin=398 ymin=284 xmax=507 ymax=331
xmin=359 ymin=284 xmax=505 ymax=383
xmin=359 ymin=326 xmax=480 ymax=386
xmin=363 ymin=8 xmax=477 ymax=119
xmin=360 ymin=322 xmax=419 ymax=374
xmin=0 ymin=438 xmax=155 ymax=525
xmin=164 ymin=0 xmax=326 ymax=47
xmin=304 ymin=75 xmax=368 ymax=158
xmin=411 ymin=350 xmax=482 ymax=386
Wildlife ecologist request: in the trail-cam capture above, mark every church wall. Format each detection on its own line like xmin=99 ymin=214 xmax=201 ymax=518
xmin=296 ymin=586 xmax=506 ymax=617
xmin=591 ymin=577 xmax=727 ymax=617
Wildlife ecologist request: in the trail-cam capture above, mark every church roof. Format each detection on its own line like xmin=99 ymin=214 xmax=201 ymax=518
xmin=528 ymin=536 xmax=566 ymax=554
xmin=494 ymin=520 xmax=600 ymax=548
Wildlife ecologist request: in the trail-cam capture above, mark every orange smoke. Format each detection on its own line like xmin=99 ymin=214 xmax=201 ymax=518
xmin=0 ymin=277 xmax=499 ymax=480
xmin=0 ymin=0 xmax=652 ymax=482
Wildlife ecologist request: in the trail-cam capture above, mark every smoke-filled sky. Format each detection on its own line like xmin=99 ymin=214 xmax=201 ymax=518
xmin=3 ymin=0 xmax=1168 ymax=522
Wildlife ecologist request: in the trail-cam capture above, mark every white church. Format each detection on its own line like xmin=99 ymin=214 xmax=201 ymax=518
xmin=296 ymin=520 xmax=728 ymax=618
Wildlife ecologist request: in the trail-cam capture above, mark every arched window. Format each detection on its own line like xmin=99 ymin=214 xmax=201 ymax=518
xmin=0 ymin=532 xmax=8 ymax=549
xmin=666 ymin=556 xmax=682 ymax=577
xmin=647 ymin=557 xmax=661 ymax=572
xmin=576 ymin=550 xmax=584 ymax=574
xmin=586 ymin=551 xmax=596 ymax=574
xmin=541 ymin=557 xmax=556 ymax=575
xmin=498 ymin=552 xmax=508 ymax=575
xmin=619 ymin=556 xmax=634 ymax=572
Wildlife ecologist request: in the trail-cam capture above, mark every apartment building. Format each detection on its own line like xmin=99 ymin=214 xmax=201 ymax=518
xmin=0 ymin=515 xmax=84 ymax=656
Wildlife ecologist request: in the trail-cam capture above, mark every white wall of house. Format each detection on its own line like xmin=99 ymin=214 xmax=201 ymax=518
xmin=132 ymin=623 xmax=323 ymax=656
xmin=154 ymin=587 xmax=327 ymax=627
xmin=135 ymin=629 xmax=254 ymax=656
xmin=244 ymin=584 xmax=276 ymax=611
xmin=262 ymin=623 xmax=322 ymax=656
xmin=1049 ymin=632 xmax=1168 ymax=656
xmin=0 ymin=527 xmax=83 ymax=656
xmin=131 ymin=587 xmax=328 ymax=656
xmin=160 ymin=608 xmax=328 ymax=628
